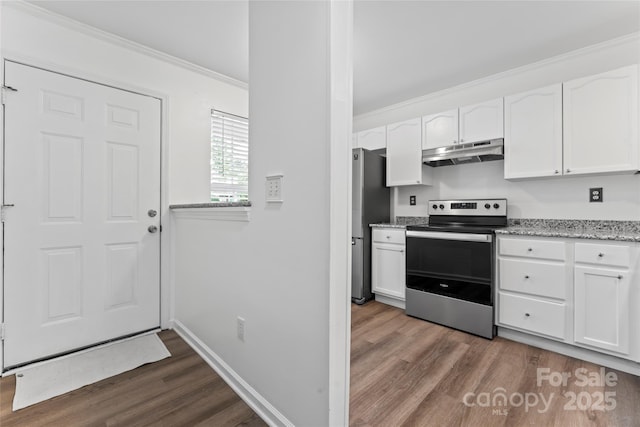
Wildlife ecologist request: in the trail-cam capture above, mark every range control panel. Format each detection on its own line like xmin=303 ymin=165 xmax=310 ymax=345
xmin=428 ymin=199 xmax=507 ymax=216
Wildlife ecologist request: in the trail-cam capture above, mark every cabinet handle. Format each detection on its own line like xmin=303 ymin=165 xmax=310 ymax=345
xmin=453 ymin=140 xmax=457 ymax=144
xmin=524 ymin=275 xmax=530 ymax=279
xmin=460 ymin=138 xmax=464 ymax=143
xmin=618 ymin=275 xmax=623 ymax=280
xmin=527 ymin=248 xmax=533 ymax=252
xmin=554 ymin=170 xmax=559 ymax=174
xmin=566 ymin=168 xmax=571 ymax=173
xmin=525 ymin=313 xmax=531 ymax=317
xmin=400 ymin=250 xmax=405 ymax=253
xmin=386 ymin=235 xmax=391 ymax=239
xmin=598 ymin=253 xmax=604 ymax=258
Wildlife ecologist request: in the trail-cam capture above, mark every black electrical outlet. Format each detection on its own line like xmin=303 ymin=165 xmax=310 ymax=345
xmin=589 ymin=187 xmax=603 ymax=203
xmin=409 ymin=195 xmax=416 ymax=206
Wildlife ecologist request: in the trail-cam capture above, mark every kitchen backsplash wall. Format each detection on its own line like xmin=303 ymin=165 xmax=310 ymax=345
xmin=394 ymin=160 xmax=640 ymax=220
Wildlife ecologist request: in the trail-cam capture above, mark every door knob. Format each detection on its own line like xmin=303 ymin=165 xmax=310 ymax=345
xmin=148 ymin=209 xmax=157 ymax=217
xmin=148 ymin=225 xmax=158 ymax=233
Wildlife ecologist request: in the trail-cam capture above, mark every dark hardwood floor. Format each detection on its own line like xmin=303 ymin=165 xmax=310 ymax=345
xmin=2 ymin=305 xmax=638 ymax=426
xmin=350 ymin=301 xmax=640 ymax=427
xmin=0 ymin=330 xmax=267 ymax=427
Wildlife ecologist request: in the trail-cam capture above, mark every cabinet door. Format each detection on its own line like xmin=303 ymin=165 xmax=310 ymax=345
xmin=372 ymin=243 xmax=405 ymax=299
xmin=459 ymin=98 xmax=504 ymax=143
xmin=574 ymin=266 xmax=630 ymax=355
xmin=357 ymin=126 xmax=386 ymax=150
xmin=386 ymin=118 xmax=426 ymax=186
xmin=504 ymin=84 xmax=563 ymax=179
xmin=422 ymin=109 xmax=458 ymax=149
xmin=563 ymin=65 xmax=639 ymax=175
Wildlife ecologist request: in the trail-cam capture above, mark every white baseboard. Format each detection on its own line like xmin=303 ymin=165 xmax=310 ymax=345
xmin=374 ymin=294 xmax=405 ymax=310
xmin=498 ymin=327 xmax=640 ymax=376
xmin=171 ymin=320 xmax=293 ymax=427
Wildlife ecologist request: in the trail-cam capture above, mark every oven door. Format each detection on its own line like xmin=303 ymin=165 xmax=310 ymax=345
xmin=405 ymin=230 xmax=494 ymax=305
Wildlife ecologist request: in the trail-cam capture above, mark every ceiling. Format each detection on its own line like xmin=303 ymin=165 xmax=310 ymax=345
xmin=26 ymin=1 xmax=640 ymax=116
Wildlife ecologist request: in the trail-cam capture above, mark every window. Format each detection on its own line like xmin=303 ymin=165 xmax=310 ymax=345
xmin=210 ymin=110 xmax=249 ymax=202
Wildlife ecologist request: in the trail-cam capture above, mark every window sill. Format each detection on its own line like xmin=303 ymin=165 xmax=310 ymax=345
xmin=170 ymin=202 xmax=251 ymax=222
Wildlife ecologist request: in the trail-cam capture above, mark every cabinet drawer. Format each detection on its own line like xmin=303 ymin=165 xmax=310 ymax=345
xmin=499 ymin=258 xmax=567 ymax=300
xmin=373 ymin=228 xmax=405 ymax=245
xmin=499 ymin=292 xmax=566 ymax=340
xmin=499 ymin=237 xmax=566 ymax=261
xmin=575 ymin=242 xmax=630 ymax=268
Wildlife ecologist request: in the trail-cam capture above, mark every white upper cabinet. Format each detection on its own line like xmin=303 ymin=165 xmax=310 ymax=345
xmin=422 ymin=99 xmax=504 ymax=150
xmin=563 ymin=65 xmax=639 ymax=175
xmin=356 ymin=126 xmax=386 ymax=151
xmin=504 ymin=84 xmax=563 ymax=179
xmin=458 ymin=98 xmax=504 ymax=144
xmin=422 ymin=109 xmax=458 ymax=149
xmin=386 ymin=118 xmax=432 ymax=186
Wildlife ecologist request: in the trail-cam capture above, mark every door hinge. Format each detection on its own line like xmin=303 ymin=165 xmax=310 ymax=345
xmin=1 ymin=85 xmax=18 ymax=105
xmin=1 ymin=204 xmax=14 ymax=222
xmin=0 ymin=323 xmax=5 ymax=341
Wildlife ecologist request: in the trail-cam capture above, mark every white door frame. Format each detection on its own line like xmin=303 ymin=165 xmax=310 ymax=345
xmin=0 ymin=54 xmax=173 ymax=371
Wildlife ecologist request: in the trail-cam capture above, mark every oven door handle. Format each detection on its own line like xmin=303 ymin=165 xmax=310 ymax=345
xmin=406 ymin=230 xmax=492 ymax=242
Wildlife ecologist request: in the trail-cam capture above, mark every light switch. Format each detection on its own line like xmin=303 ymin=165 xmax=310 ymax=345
xmin=266 ymin=175 xmax=284 ymax=202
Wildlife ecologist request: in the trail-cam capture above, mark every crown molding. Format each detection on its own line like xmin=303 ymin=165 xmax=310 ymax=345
xmin=4 ymin=1 xmax=248 ymax=90
xmin=355 ymin=32 xmax=640 ymax=121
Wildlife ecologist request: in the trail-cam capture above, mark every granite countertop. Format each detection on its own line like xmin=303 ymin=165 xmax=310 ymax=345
xmin=496 ymin=219 xmax=640 ymax=242
xmin=170 ymin=201 xmax=252 ymax=209
xmin=370 ymin=223 xmax=407 ymax=229
xmin=370 ymin=216 xmax=429 ymax=229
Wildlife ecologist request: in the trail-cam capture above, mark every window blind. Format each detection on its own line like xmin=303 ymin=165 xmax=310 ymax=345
xmin=210 ymin=110 xmax=249 ymax=202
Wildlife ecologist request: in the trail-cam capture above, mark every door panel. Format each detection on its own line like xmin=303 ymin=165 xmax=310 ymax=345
xmin=422 ymin=109 xmax=458 ymax=149
xmin=3 ymin=62 xmax=161 ymax=368
xmin=574 ymin=266 xmax=629 ymax=355
xmin=563 ymin=65 xmax=638 ymax=175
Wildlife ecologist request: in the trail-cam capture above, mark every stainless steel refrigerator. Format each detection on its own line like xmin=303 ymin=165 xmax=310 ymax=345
xmin=352 ymin=148 xmax=390 ymax=304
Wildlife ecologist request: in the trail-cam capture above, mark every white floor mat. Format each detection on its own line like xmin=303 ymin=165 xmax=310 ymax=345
xmin=12 ymin=333 xmax=171 ymax=411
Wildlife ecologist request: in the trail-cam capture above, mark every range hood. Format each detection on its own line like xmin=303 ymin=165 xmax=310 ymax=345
xmin=422 ymin=138 xmax=504 ymax=167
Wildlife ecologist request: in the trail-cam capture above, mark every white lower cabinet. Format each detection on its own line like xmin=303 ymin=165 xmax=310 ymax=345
xmin=499 ymin=292 xmax=566 ymax=340
xmin=498 ymin=236 xmax=640 ymax=363
xmin=574 ymin=266 xmax=630 ymax=355
xmin=497 ymin=237 xmax=570 ymax=341
xmin=573 ymin=240 xmax=636 ymax=358
xmin=371 ymin=228 xmax=405 ymax=301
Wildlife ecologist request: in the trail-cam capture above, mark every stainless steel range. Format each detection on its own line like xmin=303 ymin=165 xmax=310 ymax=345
xmin=405 ymin=199 xmax=507 ymax=339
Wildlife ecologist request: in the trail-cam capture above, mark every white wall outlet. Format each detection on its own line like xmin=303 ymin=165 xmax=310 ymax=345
xmin=237 ymin=316 xmax=245 ymax=342
xmin=266 ymin=175 xmax=284 ymax=202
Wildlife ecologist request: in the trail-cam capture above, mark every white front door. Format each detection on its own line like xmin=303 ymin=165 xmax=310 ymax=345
xmin=3 ymin=62 xmax=161 ymax=369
